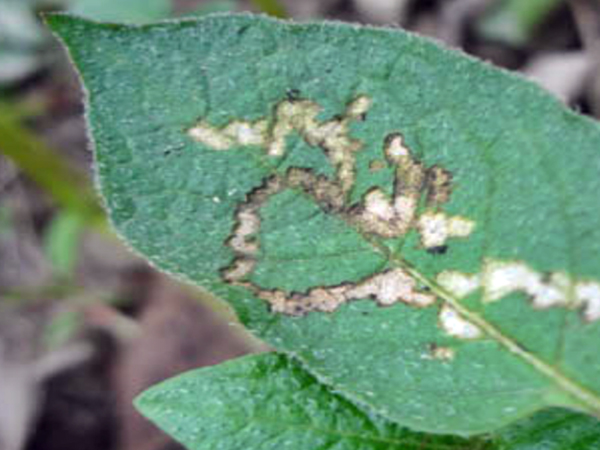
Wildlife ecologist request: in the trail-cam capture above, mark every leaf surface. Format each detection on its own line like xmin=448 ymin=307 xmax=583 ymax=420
xmin=137 ymin=353 xmax=600 ymax=450
xmin=136 ymin=352 xmax=492 ymax=450
xmin=47 ymin=13 xmax=600 ymax=434
xmin=495 ymin=408 xmax=600 ymax=450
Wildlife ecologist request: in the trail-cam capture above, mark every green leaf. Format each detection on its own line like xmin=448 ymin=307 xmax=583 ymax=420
xmin=47 ymin=13 xmax=600 ymax=435
xmin=44 ymin=210 xmax=85 ymax=277
xmin=69 ymin=0 xmax=171 ymax=23
xmin=477 ymin=0 xmax=563 ymax=46
xmin=136 ymin=354 xmax=600 ymax=450
xmin=43 ymin=309 xmax=83 ymax=350
xmin=495 ymin=409 xmax=600 ymax=450
xmin=249 ymin=0 xmax=287 ymax=18
xmin=136 ymin=352 xmax=492 ymax=450
xmin=0 ymin=102 xmax=106 ymax=228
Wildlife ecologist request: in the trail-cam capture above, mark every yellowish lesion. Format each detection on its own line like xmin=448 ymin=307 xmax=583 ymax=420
xmin=189 ymin=95 xmax=370 ymax=195
xmin=350 ymin=134 xmax=424 ymax=238
xmin=260 ymin=269 xmax=437 ymax=316
xmin=188 ymin=119 xmax=269 ymax=150
xmin=437 ymin=260 xmax=600 ymax=323
xmin=426 ymin=344 xmax=456 ymax=361
xmin=189 ymin=96 xmax=477 ymax=250
xmin=191 ymin=94 xmax=479 ymax=329
xmin=219 ymin=171 xmax=437 ymax=316
xmin=351 ymin=134 xmax=475 ymax=247
xmin=416 ymin=212 xmax=475 ymax=250
xmin=438 ymin=304 xmax=483 ymax=340
xmin=188 ymin=93 xmax=600 ymax=342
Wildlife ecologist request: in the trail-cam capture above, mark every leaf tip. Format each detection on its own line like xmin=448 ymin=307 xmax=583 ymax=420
xmin=132 ymin=387 xmax=157 ymax=419
xmin=43 ymin=12 xmax=84 ymax=36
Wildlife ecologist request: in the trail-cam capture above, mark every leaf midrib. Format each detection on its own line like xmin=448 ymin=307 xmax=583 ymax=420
xmin=386 ymin=247 xmax=600 ymax=416
xmin=413 ymin=115 xmax=600 ymax=414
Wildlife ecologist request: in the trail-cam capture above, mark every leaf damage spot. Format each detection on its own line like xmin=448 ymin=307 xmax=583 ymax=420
xmin=417 ymin=212 xmax=475 ymax=250
xmin=369 ymin=160 xmax=386 ymax=172
xmin=437 ymin=260 xmax=600 ymax=322
xmin=426 ymin=343 xmax=456 ymax=361
xmin=576 ymin=283 xmax=600 ymax=322
xmin=188 ymin=119 xmax=268 ymax=150
xmin=191 ymin=94 xmax=477 ymax=316
xmin=351 ymin=134 xmax=473 ymax=243
xmin=436 ymin=271 xmax=481 ymax=298
xmin=345 ymin=269 xmax=436 ymax=307
xmin=220 ymin=171 xmax=436 ymax=315
xmin=439 ymin=304 xmax=483 ymax=340
xmin=260 ymin=269 xmax=436 ymax=316
xmin=189 ymin=95 xmax=370 ymax=194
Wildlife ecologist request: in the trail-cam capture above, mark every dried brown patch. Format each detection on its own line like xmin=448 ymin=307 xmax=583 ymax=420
xmin=235 ymin=269 xmax=434 ymax=316
xmin=286 ymin=168 xmax=345 ymax=212
xmin=426 ymin=166 xmax=453 ymax=207
xmin=369 ymin=160 xmax=386 ymax=172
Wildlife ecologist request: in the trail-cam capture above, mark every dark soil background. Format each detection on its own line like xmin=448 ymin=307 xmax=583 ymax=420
xmin=1 ymin=1 xmax=599 ymax=450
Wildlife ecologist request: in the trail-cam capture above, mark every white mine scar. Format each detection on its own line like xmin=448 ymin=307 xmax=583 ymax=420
xmin=345 ymin=269 xmax=436 ymax=307
xmin=261 ymin=269 xmax=436 ymax=315
xmin=188 ymin=120 xmax=268 ymax=150
xmin=437 ymin=260 xmax=600 ymax=322
xmin=188 ymin=96 xmax=370 ymax=194
xmin=417 ymin=212 xmax=475 ymax=249
xmin=352 ymin=134 xmax=475 ymax=246
xmin=351 ymin=134 xmax=423 ymax=238
xmin=221 ymin=171 xmax=437 ymax=315
xmin=439 ymin=305 xmax=483 ymax=340
xmin=192 ymin=94 xmax=477 ymax=316
xmin=221 ymin=177 xmax=436 ymax=315
xmin=436 ymin=271 xmax=481 ymax=298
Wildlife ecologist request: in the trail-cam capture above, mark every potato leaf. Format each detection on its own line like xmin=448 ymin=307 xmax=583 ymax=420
xmin=47 ymin=13 xmax=600 ymax=435
xmin=136 ymin=353 xmax=492 ymax=450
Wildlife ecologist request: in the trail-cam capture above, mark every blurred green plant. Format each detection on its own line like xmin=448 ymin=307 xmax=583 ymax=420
xmin=42 ymin=307 xmax=83 ymax=349
xmin=44 ymin=210 xmax=86 ymax=278
xmin=477 ymin=0 xmax=563 ymax=46
xmin=0 ymin=103 xmax=106 ymax=229
xmin=68 ymin=0 xmax=285 ymax=22
xmin=0 ymin=0 xmax=282 ymax=86
xmin=68 ymin=0 xmax=172 ymax=23
xmin=249 ymin=0 xmax=287 ymax=18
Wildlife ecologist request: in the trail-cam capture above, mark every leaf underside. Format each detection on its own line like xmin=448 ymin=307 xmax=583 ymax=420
xmin=47 ymin=13 xmax=600 ymax=435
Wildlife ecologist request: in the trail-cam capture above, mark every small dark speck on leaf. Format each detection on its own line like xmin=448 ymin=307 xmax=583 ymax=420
xmin=427 ymin=245 xmax=448 ymax=255
xmin=237 ymin=25 xmax=251 ymax=36
xmin=163 ymin=146 xmax=184 ymax=157
xmin=286 ymin=88 xmax=301 ymax=101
